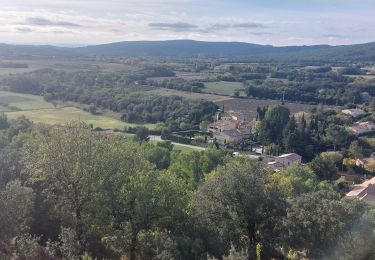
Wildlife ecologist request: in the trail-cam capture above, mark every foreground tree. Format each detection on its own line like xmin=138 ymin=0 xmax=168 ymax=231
xmin=22 ymin=122 xmax=107 ymax=252
xmin=270 ymin=164 xmax=319 ymax=197
xmin=0 ymin=180 xmax=34 ymax=242
xmin=97 ymin=141 xmax=187 ymax=260
xmin=192 ymin=158 xmax=285 ymax=259
xmin=283 ymin=191 xmax=368 ymax=258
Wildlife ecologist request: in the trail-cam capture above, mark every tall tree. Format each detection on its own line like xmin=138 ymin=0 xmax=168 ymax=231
xmin=258 ymin=106 xmax=290 ymax=145
xmin=309 ymin=154 xmax=338 ymax=181
xmin=0 ymin=180 xmax=34 ymax=241
xmin=22 ymin=122 xmax=106 ymax=252
xmin=97 ymin=141 xmax=187 ymax=260
xmin=325 ymin=124 xmax=348 ymax=151
xmin=283 ymin=191 xmax=367 ymax=258
xmin=192 ymin=158 xmax=285 ymax=259
xmin=348 ymin=140 xmax=363 ymax=159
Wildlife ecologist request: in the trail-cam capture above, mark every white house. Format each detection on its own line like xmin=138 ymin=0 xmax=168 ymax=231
xmin=348 ymin=121 xmax=375 ymax=136
xmin=267 ymin=153 xmax=302 ymax=171
xmin=342 ymin=108 xmax=366 ymax=118
xmin=213 ymin=129 xmax=250 ymax=145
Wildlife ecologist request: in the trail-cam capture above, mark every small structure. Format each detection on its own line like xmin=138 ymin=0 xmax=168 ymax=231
xmin=267 ymin=153 xmax=302 ymax=171
xmin=208 ymin=114 xmax=253 ymax=146
xmin=346 ymin=177 xmax=375 ymax=204
xmin=208 ymin=120 xmax=236 ymax=133
xmin=348 ymin=121 xmax=375 ymax=136
xmin=342 ymin=108 xmax=366 ymax=118
xmin=213 ymin=129 xmax=250 ymax=145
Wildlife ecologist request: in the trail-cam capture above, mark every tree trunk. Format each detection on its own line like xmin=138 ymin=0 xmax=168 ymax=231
xmin=247 ymin=221 xmax=257 ymax=260
xmin=75 ymin=206 xmax=84 ymax=253
xmin=129 ymin=228 xmax=138 ymax=260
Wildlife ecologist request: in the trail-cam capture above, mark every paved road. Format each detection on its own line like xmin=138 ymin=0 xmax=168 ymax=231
xmin=149 ymin=135 xmax=206 ymax=150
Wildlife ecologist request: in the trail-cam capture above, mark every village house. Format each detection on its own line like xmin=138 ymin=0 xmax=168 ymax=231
xmin=208 ymin=112 xmax=253 ymax=145
xmin=341 ymin=108 xmax=367 ymax=118
xmin=213 ymin=129 xmax=250 ymax=145
xmin=267 ymin=153 xmax=302 ymax=171
xmin=346 ymin=177 xmax=375 ymax=204
xmin=348 ymin=121 xmax=375 ymax=136
xmin=208 ymin=120 xmax=237 ymax=132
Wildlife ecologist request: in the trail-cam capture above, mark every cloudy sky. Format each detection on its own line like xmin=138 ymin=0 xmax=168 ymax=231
xmin=1 ymin=0 xmax=374 ymax=46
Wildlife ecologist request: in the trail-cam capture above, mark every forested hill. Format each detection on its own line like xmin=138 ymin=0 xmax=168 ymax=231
xmin=74 ymin=40 xmax=329 ymax=57
xmin=1 ymin=40 xmax=375 ymax=62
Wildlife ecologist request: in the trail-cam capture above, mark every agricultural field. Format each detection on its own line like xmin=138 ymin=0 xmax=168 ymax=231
xmin=147 ymin=88 xmax=232 ymax=102
xmin=216 ymin=98 xmax=316 ymax=119
xmin=203 ymin=81 xmax=244 ymax=96
xmin=0 ymin=91 xmax=156 ymax=129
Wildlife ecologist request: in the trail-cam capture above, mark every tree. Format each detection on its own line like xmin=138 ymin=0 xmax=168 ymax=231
xmin=348 ymin=140 xmax=363 ymax=159
xmin=283 ymin=132 xmax=298 ymax=153
xmin=97 ymin=142 xmax=187 ymax=260
xmin=283 ymin=191 xmax=367 ymax=258
xmin=258 ymin=106 xmax=290 ymax=145
xmin=199 ymin=120 xmax=210 ymax=131
xmin=22 ymin=122 xmax=106 ymax=252
xmin=309 ymin=155 xmax=338 ymax=181
xmin=330 ymin=209 xmax=375 ymax=259
xmin=270 ymin=164 xmax=319 ymax=197
xmin=0 ymin=180 xmax=34 ymax=241
xmin=135 ymin=126 xmax=149 ymax=142
xmin=0 ymin=113 xmax=9 ymax=130
xmin=325 ymin=125 xmax=348 ymax=151
xmin=168 ymin=150 xmax=203 ymax=189
xmin=370 ymin=97 xmax=375 ymax=112
xmin=192 ymin=158 xmax=285 ymax=259
xmin=145 ymin=145 xmax=171 ymax=169
xmin=282 ymin=115 xmax=297 ymax=137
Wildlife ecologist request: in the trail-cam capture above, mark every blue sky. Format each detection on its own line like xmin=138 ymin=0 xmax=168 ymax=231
xmin=1 ymin=0 xmax=374 ymax=46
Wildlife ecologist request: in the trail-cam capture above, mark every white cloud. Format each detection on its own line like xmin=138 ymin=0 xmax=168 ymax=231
xmin=0 ymin=0 xmax=373 ymax=46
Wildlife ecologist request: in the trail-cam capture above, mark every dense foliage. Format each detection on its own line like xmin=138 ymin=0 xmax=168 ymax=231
xmin=0 ymin=118 xmax=374 ymax=259
xmin=1 ymin=69 xmax=217 ymax=127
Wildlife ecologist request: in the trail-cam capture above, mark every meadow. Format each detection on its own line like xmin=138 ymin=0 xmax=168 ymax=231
xmin=215 ymin=97 xmax=315 ymax=119
xmin=203 ymin=81 xmax=244 ymax=96
xmin=0 ymin=91 xmax=155 ymax=129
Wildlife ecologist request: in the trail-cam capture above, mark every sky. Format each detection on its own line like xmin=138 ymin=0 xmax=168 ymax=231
xmin=1 ymin=0 xmax=375 ymax=46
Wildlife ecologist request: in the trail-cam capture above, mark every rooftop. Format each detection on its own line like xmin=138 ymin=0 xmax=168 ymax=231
xmin=347 ymin=177 xmax=375 ymax=197
xmin=277 ymin=153 xmax=302 ymax=160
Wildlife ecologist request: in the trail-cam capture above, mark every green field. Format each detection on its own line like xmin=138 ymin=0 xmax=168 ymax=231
xmin=0 ymin=91 xmax=155 ymax=129
xmin=203 ymin=81 xmax=244 ymax=95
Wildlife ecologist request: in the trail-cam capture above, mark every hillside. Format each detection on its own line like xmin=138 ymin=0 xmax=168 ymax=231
xmin=0 ymin=40 xmax=375 ymax=62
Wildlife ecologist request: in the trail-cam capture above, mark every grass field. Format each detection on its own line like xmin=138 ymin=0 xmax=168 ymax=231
xmin=0 ymin=91 xmax=155 ymax=129
xmin=147 ymin=88 xmax=232 ymax=102
xmin=203 ymin=81 xmax=244 ymax=96
xmin=215 ymin=98 xmax=316 ymax=119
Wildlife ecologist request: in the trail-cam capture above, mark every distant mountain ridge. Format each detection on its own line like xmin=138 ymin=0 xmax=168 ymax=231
xmin=0 ymin=40 xmax=375 ymax=62
xmin=75 ymin=40 xmax=330 ymax=58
